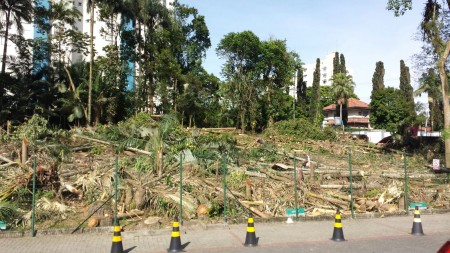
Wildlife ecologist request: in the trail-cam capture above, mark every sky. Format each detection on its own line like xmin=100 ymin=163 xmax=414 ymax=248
xmin=179 ymin=0 xmax=428 ymax=105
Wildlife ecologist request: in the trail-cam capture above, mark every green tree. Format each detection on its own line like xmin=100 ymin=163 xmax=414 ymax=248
xmin=399 ymin=60 xmax=415 ymax=115
xmin=0 ymin=0 xmax=32 ymax=113
xmin=87 ymin=0 xmax=95 ymax=126
xmin=169 ymin=2 xmax=211 ymax=113
xmin=371 ymin=61 xmax=385 ymax=98
xmin=333 ymin=52 xmax=339 ymax=75
xmin=259 ymin=39 xmax=295 ymax=127
xmin=331 ymin=73 xmax=355 ymax=127
xmin=0 ymin=0 xmax=32 ymax=74
xmin=339 ymin=53 xmax=346 ymax=74
xmin=416 ymin=68 xmax=443 ymax=130
xmin=387 ymin=0 xmax=450 ymax=167
xmin=178 ymin=70 xmax=220 ymax=128
xmin=296 ymin=66 xmax=307 ymax=114
xmin=370 ymin=87 xmax=409 ymax=132
xmin=35 ymin=0 xmax=82 ymax=73
xmin=310 ymin=58 xmax=321 ymax=123
xmin=216 ymin=31 xmax=262 ymax=133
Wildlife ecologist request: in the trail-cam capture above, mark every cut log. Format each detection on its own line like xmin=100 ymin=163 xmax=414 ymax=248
xmin=0 ymin=155 xmax=16 ymax=165
xmin=73 ymin=134 xmax=152 ymax=155
xmin=239 ymin=201 xmax=270 ymax=218
xmin=260 ymin=168 xmax=291 ymax=183
xmin=306 ymin=192 xmax=348 ymax=209
xmin=21 ymin=138 xmax=28 ymax=164
xmin=117 ymin=209 xmax=145 ymax=219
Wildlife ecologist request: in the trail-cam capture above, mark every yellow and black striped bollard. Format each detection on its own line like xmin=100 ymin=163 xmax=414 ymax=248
xmin=111 ymin=220 xmax=124 ymax=253
xmin=411 ymin=206 xmax=424 ymax=236
xmin=168 ymin=217 xmax=183 ymax=252
xmin=244 ymin=213 xmax=258 ymax=247
xmin=331 ymin=209 xmax=345 ymax=242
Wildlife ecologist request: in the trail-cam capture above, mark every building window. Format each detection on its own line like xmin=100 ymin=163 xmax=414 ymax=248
xmin=358 ymin=111 xmax=362 ymax=115
xmin=78 ymin=2 xmax=82 ymax=6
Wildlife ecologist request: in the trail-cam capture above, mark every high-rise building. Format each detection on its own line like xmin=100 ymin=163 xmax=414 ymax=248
xmin=301 ymin=52 xmax=353 ymax=87
xmin=0 ymin=0 xmax=174 ymax=79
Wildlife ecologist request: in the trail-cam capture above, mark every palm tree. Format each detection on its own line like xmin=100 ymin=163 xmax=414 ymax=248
xmin=0 ymin=0 xmax=32 ymax=74
xmin=87 ymin=0 xmax=95 ymax=126
xmin=331 ymin=73 xmax=355 ymax=129
xmin=0 ymin=0 xmax=32 ymax=114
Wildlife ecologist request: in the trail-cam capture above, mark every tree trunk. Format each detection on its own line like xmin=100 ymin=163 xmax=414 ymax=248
xmin=0 ymin=10 xmax=10 ymax=110
xmin=21 ymin=138 xmax=28 ymax=164
xmin=157 ymin=146 xmax=163 ymax=177
xmin=268 ymin=89 xmax=273 ymax=127
xmin=240 ymin=110 xmax=246 ymax=134
xmin=88 ymin=0 xmax=95 ymax=126
xmin=1 ymin=11 xmax=10 ymax=74
xmin=438 ymin=41 xmax=450 ymax=168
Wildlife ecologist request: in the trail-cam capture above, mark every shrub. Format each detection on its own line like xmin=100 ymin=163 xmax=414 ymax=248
xmin=266 ymin=118 xmax=337 ymax=141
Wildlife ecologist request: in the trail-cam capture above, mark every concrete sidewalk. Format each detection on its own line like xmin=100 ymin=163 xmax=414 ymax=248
xmin=1 ymin=213 xmax=449 ymax=253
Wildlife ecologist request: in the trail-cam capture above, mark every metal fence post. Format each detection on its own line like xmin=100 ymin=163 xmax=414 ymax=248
xmin=293 ymin=152 xmax=299 ymax=221
xmin=404 ymin=151 xmax=409 ymax=212
xmin=114 ymin=155 xmax=118 ymax=225
xmin=222 ymin=153 xmax=227 ymax=223
xmin=349 ymin=151 xmax=354 ymax=219
xmin=31 ymin=156 xmax=36 ymax=237
xmin=179 ymin=152 xmax=183 ymax=225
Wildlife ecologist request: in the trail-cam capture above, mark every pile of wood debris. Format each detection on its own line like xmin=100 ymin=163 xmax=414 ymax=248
xmin=0 ymin=128 xmax=449 ymax=230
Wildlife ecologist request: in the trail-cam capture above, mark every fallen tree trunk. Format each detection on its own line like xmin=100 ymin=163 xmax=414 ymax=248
xmin=240 ymin=201 xmax=270 ymax=218
xmin=260 ymin=168 xmax=291 ymax=183
xmin=306 ymin=192 xmax=348 ymax=209
xmin=117 ymin=209 xmax=145 ymax=219
xmin=381 ymin=173 xmax=437 ymax=179
xmin=73 ymin=134 xmax=152 ymax=155
xmin=0 ymin=155 xmax=16 ymax=165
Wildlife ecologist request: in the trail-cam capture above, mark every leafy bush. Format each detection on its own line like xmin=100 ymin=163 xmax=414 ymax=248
xmin=13 ymin=114 xmax=50 ymax=141
xmin=117 ymin=112 xmax=156 ymax=137
xmin=0 ymin=201 xmax=20 ymax=224
xmin=266 ymin=118 xmax=337 ymax=141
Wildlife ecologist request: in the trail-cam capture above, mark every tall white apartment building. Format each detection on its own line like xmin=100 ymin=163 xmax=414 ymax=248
xmin=303 ymin=52 xmax=336 ymax=87
xmin=0 ymin=0 xmax=174 ymax=77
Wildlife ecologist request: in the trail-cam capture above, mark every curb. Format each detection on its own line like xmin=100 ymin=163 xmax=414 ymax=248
xmin=0 ymin=226 xmax=112 ymax=238
xmin=1 ymin=208 xmax=449 ymax=239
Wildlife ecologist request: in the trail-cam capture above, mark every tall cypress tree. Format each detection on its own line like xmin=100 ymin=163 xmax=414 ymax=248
xmin=310 ymin=58 xmax=321 ymax=123
xmin=333 ymin=52 xmax=339 ymax=75
xmin=399 ymin=60 xmax=415 ymax=115
xmin=339 ymin=53 xmax=346 ymax=74
xmin=296 ymin=67 xmax=307 ymax=113
xmin=371 ymin=61 xmax=385 ymax=99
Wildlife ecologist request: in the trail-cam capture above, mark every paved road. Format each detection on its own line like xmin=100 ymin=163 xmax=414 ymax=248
xmin=1 ymin=213 xmax=449 ymax=253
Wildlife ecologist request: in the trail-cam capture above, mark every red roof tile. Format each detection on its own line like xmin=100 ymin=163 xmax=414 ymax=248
xmin=323 ymin=98 xmax=369 ymax=111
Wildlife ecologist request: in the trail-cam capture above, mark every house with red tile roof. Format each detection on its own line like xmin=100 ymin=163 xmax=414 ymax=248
xmin=322 ymin=98 xmax=370 ymax=128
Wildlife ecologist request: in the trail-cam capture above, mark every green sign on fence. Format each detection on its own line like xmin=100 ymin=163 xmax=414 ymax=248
xmin=0 ymin=221 xmax=6 ymax=230
xmin=285 ymin=208 xmax=305 ymax=217
xmin=409 ymin=202 xmax=427 ymax=210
